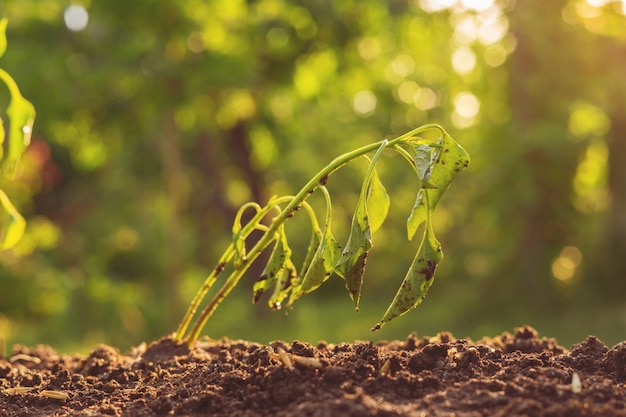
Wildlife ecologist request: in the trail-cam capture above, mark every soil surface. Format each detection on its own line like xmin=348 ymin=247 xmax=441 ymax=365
xmin=1 ymin=325 xmax=624 ymax=416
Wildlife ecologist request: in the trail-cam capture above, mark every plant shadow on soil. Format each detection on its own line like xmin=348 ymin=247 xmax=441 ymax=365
xmin=1 ymin=325 xmax=625 ymax=416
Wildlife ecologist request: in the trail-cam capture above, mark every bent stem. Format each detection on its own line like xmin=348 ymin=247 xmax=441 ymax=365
xmin=173 ymin=204 xmax=272 ymax=341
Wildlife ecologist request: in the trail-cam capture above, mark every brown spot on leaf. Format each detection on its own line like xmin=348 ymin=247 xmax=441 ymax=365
xmin=419 ymin=260 xmax=437 ymax=281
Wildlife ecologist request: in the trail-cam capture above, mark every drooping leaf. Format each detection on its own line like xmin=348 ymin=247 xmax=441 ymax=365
xmin=407 ymin=131 xmax=470 ymax=240
xmin=0 ymin=189 xmax=26 ymax=250
xmin=335 ymin=140 xmax=388 ymax=310
xmin=290 ymin=188 xmax=341 ymax=303
xmin=252 ymin=225 xmax=291 ymax=305
xmin=366 ymin=166 xmax=390 ymax=234
xmin=373 ymin=212 xmax=443 ymax=330
xmin=296 ymin=230 xmax=341 ymax=298
xmin=251 ymin=237 xmax=282 ymax=303
xmin=268 ymin=259 xmax=297 ymax=310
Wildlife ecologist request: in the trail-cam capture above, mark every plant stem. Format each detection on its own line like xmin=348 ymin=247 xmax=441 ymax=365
xmin=0 ymin=68 xmax=21 ymax=98
xmin=173 ymin=205 xmax=272 ymax=340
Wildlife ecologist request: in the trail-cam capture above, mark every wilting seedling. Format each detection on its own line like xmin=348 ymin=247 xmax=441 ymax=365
xmin=174 ymin=124 xmax=469 ymax=345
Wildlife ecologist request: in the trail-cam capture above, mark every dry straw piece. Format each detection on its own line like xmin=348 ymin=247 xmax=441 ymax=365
xmin=41 ymin=390 xmax=70 ymax=400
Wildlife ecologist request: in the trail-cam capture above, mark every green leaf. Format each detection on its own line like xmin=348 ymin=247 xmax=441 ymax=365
xmin=0 ymin=18 xmax=7 ymax=58
xmin=252 ymin=225 xmax=291 ymax=305
xmin=367 ymin=167 xmax=389 ymax=234
xmin=335 ymin=140 xmax=388 ymax=310
xmin=0 ymin=68 xmax=36 ymax=170
xmin=0 ymin=188 xmax=26 ymax=250
xmin=373 ymin=212 xmax=443 ymax=330
xmin=7 ymin=93 xmax=35 ymax=166
xmin=413 ymin=143 xmax=432 ymax=181
xmin=268 ymin=259 xmax=297 ymax=310
xmin=407 ymin=131 xmax=469 ymax=240
xmin=290 ymin=188 xmax=341 ymax=303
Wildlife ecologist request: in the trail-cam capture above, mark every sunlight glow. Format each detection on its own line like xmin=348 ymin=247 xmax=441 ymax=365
xmin=572 ymin=139 xmax=610 ymax=213
xmin=453 ymin=14 xmax=479 ymax=44
xmin=460 ymin=0 xmax=494 ymax=12
xmin=419 ymin=0 xmax=456 ymax=13
xmin=552 ymin=246 xmax=583 ymax=282
xmin=477 ymin=14 xmax=509 ymax=45
xmin=391 ymin=54 xmax=416 ymax=78
xmin=353 ymin=90 xmax=377 ymax=116
xmin=454 ymin=92 xmax=480 ymax=118
xmin=452 ymin=92 xmax=480 ymax=128
xmin=585 ymin=0 xmax=611 ymax=7
xmin=583 ymin=0 xmax=626 ymax=15
xmin=447 ymin=2 xmax=509 ymax=47
xmin=358 ymin=37 xmax=381 ymax=61
xmin=420 ymin=0 xmax=498 ymax=13
xmin=397 ymin=81 xmax=420 ymax=104
xmin=577 ymin=0 xmax=605 ymax=18
xmin=249 ymin=126 xmax=278 ymax=169
xmin=451 ymin=46 xmax=476 ymax=74
xmin=64 ymin=5 xmax=89 ymax=32
xmin=568 ymin=101 xmax=610 ymax=140
xmin=415 ymin=87 xmax=438 ymax=110
xmin=215 ymin=90 xmax=256 ymax=129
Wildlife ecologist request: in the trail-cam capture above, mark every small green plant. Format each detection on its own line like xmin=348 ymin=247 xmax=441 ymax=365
xmin=175 ymin=124 xmax=469 ymax=344
xmin=0 ymin=18 xmax=36 ymax=250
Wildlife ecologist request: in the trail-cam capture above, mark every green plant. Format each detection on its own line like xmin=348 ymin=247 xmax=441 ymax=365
xmin=0 ymin=18 xmax=36 ymax=250
xmin=174 ymin=124 xmax=469 ymax=344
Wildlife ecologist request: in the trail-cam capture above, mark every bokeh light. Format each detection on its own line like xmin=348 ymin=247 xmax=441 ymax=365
xmin=64 ymin=5 xmax=89 ymax=32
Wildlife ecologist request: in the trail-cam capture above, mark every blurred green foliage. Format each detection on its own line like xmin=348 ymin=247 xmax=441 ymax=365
xmin=0 ymin=0 xmax=625 ymax=353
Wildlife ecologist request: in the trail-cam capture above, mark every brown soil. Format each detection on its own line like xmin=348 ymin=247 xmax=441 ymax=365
xmin=1 ymin=325 xmax=624 ymax=416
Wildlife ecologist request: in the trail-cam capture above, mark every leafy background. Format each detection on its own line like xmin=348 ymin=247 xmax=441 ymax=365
xmin=0 ymin=0 xmax=625 ymax=354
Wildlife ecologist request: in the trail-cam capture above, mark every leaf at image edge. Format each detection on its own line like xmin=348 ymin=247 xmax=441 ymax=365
xmin=0 ymin=18 xmax=7 ymax=58
xmin=0 ymin=189 xmax=26 ymax=250
xmin=7 ymin=95 xmax=35 ymax=163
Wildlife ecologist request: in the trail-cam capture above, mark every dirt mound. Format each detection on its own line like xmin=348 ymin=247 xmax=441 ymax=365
xmin=1 ymin=326 xmax=624 ymax=416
